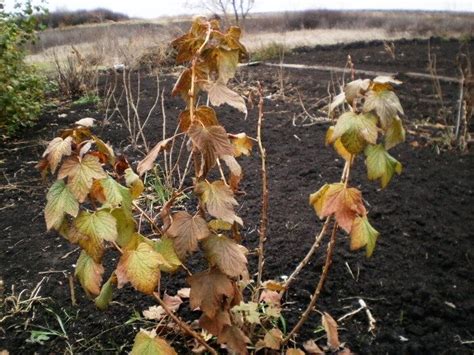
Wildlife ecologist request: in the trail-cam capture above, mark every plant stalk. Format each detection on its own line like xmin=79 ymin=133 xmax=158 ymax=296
xmin=254 ymin=82 xmax=269 ymax=302
xmin=283 ymin=221 xmax=338 ymax=344
xmin=153 ymin=293 xmax=217 ymax=355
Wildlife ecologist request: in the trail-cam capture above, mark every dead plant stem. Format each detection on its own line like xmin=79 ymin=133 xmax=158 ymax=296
xmin=254 ymin=82 xmax=269 ymax=302
xmin=283 ymin=221 xmax=338 ymax=344
xmin=153 ymin=293 xmax=218 ymax=355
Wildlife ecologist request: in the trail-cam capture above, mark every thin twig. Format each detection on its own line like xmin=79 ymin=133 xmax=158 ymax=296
xmin=283 ymin=221 xmax=339 ymax=344
xmin=254 ymin=82 xmax=269 ymax=302
xmin=283 ymin=217 xmax=331 ymax=292
xmin=153 ymin=292 xmax=217 ymax=355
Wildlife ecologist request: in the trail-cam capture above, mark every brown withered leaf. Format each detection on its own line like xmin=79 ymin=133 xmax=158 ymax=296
xmin=202 ymin=234 xmax=248 ymax=278
xmin=303 ymin=339 xmax=324 ymax=354
xmin=199 ymin=308 xmax=232 ymax=336
xmin=217 ymin=325 xmax=250 ymax=355
xmin=203 ymin=81 xmax=247 ymax=114
xmin=172 ymin=32 xmax=204 ymax=64
xmin=178 ymin=106 xmax=219 ymax=132
xmin=167 ymin=211 xmax=210 ymax=260
xmin=322 ymin=312 xmax=340 ymax=351
xmin=195 ymin=180 xmax=243 ymax=225
xmin=259 ymin=289 xmax=282 ymax=306
xmin=162 ymin=293 xmax=183 ymax=312
xmin=256 ymin=328 xmax=283 ymax=350
xmin=286 ymin=349 xmax=305 ymax=355
xmin=229 ymin=133 xmax=253 ymax=157
xmin=223 ymin=26 xmax=248 ymax=60
xmin=172 ymin=68 xmax=193 ymax=101
xmin=188 ymin=123 xmax=234 ymax=177
xmin=137 ymin=138 xmax=172 ymax=176
xmin=187 ymin=268 xmax=235 ymax=319
xmin=42 ymin=136 xmax=73 ymax=173
xmin=320 ymin=183 xmax=366 ymax=233
xmin=262 ymin=280 xmax=286 ymax=292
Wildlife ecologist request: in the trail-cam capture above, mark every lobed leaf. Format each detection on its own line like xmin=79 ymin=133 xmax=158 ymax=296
xmin=151 ymin=237 xmax=182 ymax=273
xmin=45 ymin=180 xmax=79 ymax=230
xmin=202 ymin=234 xmax=248 ymax=278
xmin=217 ymin=325 xmax=250 ymax=355
xmin=75 ymin=250 xmax=104 ymax=296
xmin=330 ymin=112 xmax=378 ymax=154
xmin=195 ymin=180 xmax=243 ymax=225
xmin=203 ymin=81 xmax=247 ymax=114
xmin=229 ymin=133 xmax=253 ymax=157
xmin=343 ymin=78 xmax=371 ymax=105
xmin=178 ymin=106 xmax=219 ymax=133
xmin=365 ymin=144 xmax=402 ymax=188
xmin=42 ymin=136 xmax=73 ymax=173
xmin=384 ymin=116 xmax=406 ymax=150
xmin=58 ymin=154 xmax=106 ymax=202
xmin=167 ymin=211 xmax=210 ymax=260
xmin=131 ymin=330 xmax=177 ymax=355
xmin=74 ymin=210 xmax=118 ymax=242
xmin=350 ymin=215 xmax=379 ymax=257
xmin=363 ymin=89 xmax=404 ymax=129
xmin=320 ymin=183 xmax=366 ymax=233
xmin=187 ymin=268 xmax=235 ymax=319
xmin=188 ymin=123 xmax=234 ymax=177
xmin=116 ymin=242 xmax=163 ymax=294
xmin=68 ymin=224 xmax=104 ymax=263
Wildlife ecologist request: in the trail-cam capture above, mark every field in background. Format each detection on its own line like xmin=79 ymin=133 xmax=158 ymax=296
xmin=27 ymin=9 xmax=473 ymax=73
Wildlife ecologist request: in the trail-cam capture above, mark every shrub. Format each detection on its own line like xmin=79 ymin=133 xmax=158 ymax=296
xmin=0 ymin=1 xmax=45 ymax=136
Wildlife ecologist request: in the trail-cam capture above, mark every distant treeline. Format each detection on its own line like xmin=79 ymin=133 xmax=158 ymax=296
xmin=35 ymin=8 xmax=129 ymax=29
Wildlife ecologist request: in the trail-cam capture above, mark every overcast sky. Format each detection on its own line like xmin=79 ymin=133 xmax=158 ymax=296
xmin=4 ymin=0 xmax=473 ymax=18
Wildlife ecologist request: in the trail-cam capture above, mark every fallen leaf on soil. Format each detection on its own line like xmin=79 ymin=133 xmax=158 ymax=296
xmin=322 ymin=312 xmax=340 ymax=351
xmin=303 ymin=339 xmax=324 ymax=354
xmin=177 ymin=287 xmax=190 ymax=298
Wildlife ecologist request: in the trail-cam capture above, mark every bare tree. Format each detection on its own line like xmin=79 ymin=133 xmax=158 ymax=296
xmin=186 ymin=0 xmax=255 ymax=25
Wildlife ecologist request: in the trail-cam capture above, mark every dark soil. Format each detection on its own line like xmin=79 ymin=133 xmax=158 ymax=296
xmin=1 ymin=38 xmax=473 ymax=354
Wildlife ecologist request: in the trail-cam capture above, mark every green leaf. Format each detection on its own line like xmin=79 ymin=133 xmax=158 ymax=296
xmin=111 ymin=208 xmax=136 ymax=247
xmin=94 ymin=273 xmax=116 ymax=310
xmin=151 ymin=237 xmax=182 ymax=273
xmin=131 ymin=330 xmax=177 ymax=355
xmin=365 ymin=144 xmax=402 ymax=188
xmin=58 ymin=154 xmax=106 ymax=202
xmin=74 ymin=210 xmax=118 ymax=242
xmin=45 ymin=180 xmax=79 ymax=230
xmin=99 ymin=176 xmax=130 ymax=208
xmin=363 ymin=89 xmax=404 ymax=129
xmin=331 ymin=112 xmax=378 ymax=154
xmin=75 ymin=250 xmax=104 ymax=296
xmin=350 ymin=216 xmax=379 ymax=257
xmin=384 ymin=116 xmax=406 ymax=150
xmin=116 ymin=242 xmax=163 ymax=294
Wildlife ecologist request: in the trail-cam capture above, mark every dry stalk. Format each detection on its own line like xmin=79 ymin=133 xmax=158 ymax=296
xmin=283 ymin=220 xmax=339 ymax=344
xmin=153 ymin=292 xmax=218 ymax=355
xmin=254 ymin=82 xmax=269 ymax=302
